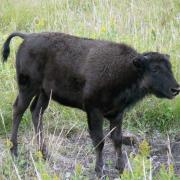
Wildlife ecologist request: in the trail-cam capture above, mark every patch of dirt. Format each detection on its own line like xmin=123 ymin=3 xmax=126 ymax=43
xmin=47 ymin=130 xmax=180 ymax=179
xmin=0 ymin=130 xmax=179 ymax=179
xmin=149 ymin=133 xmax=180 ymax=176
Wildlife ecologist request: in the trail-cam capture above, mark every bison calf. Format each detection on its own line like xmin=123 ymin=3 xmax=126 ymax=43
xmin=2 ymin=32 xmax=180 ymax=177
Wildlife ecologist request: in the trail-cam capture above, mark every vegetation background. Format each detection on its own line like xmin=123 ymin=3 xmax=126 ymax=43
xmin=0 ymin=0 xmax=180 ymax=179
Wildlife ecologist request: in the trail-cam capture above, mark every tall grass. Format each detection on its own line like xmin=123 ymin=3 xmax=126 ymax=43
xmin=0 ymin=0 xmax=180 ymax=179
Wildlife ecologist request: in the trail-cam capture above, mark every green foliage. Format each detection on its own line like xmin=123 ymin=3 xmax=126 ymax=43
xmin=1 ymin=143 xmax=60 ymax=179
xmin=139 ymin=139 xmax=151 ymax=157
xmin=126 ymin=98 xmax=180 ymax=133
xmin=121 ymin=140 xmax=178 ymax=180
xmin=73 ymin=162 xmax=85 ymax=180
xmin=128 ymin=139 xmax=151 ymax=179
xmin=154 ymin=164 xmax=179 ymax=180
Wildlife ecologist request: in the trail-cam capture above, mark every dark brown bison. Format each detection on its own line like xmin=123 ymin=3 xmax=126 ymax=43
xmin=2 ymin=32 xmax=180 ymax=177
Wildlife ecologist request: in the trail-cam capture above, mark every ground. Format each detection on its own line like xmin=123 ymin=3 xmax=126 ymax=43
xmin=0 ymin=128 xmax=179 ymax=179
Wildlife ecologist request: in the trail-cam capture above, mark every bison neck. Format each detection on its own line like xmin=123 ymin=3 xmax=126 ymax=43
xmin=103 ymin=79 xmax=148 ymax=116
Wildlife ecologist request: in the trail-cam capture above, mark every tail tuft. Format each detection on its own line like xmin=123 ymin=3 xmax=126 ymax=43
xmin=2 ymin=39 xmax=11 ymax=63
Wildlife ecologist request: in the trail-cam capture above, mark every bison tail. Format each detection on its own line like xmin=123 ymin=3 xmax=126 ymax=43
xmin=2 ymin=32 xmax=26 ymax=63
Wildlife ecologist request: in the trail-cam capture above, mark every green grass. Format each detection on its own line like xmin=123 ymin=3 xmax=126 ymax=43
xmin=0 ymin=0 xmax=180 ymax=179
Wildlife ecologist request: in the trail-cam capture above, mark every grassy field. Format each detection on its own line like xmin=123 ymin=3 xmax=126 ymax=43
xmin=0 ymin=0 xmax=180 ymax=179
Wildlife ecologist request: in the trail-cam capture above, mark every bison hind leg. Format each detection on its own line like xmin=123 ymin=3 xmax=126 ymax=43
xmin=10 ymin=89 xmax=36 ymax=157
xmin=18 ymin=73 xmax=30 ymax=87
xmin=31 ymin=90 xmax=49 ymax=160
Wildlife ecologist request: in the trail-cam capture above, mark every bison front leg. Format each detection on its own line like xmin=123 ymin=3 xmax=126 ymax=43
xmin=85 ymin=107 xmax=104 ymax=177
xmin=110 ymin=113 xmax=125 ymax=173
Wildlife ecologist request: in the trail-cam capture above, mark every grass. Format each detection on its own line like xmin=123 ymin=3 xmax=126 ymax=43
xmin=0 ymin=0 xmax=180 ymax=179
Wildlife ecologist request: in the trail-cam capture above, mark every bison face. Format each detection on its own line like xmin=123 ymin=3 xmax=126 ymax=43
xmin=133 ymin=52 xmax=180 ymax=99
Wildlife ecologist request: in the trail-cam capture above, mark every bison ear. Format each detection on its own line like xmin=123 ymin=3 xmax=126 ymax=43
xmin=133 ymin=55 xmax=146 ymax=69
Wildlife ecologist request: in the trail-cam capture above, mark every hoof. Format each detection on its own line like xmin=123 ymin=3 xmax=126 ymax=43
xmin=115 ymin=153 xmax=126 ymax=174
xmin=10 ymin=146 xmax=18 ymax=158
xmin=95 ymin=164 xmax=104 ymax=178
xmin=41 ymin=146 xmax=50 ymax=160
xmin=42 ymin=153 xmax=50 ymax=160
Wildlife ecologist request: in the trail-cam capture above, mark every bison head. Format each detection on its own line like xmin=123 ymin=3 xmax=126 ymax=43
xmin=133 ymin=52 xmax=180 ymax=99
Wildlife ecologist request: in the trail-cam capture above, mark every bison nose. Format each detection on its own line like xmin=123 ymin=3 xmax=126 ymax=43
xmin=170 ymin=86 xmax=180 ymax=96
